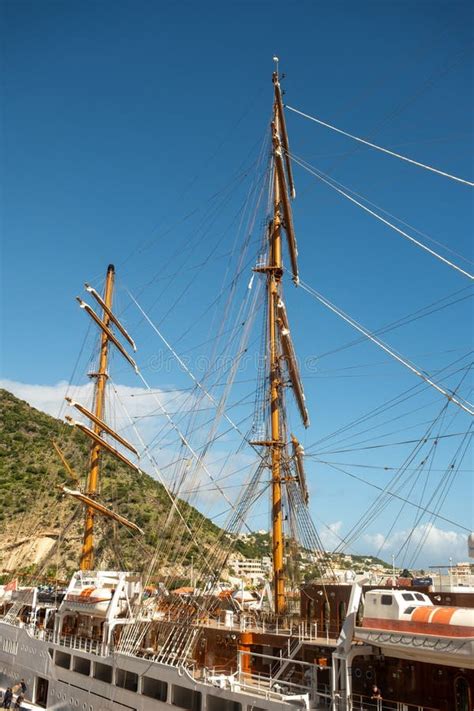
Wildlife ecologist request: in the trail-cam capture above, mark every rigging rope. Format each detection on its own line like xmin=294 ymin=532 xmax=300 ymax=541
xmin=323 ymin=461 xmax=471 ymax=534
xmin=306 ymin=352 xmax=473 ymax=453
xmin=315 ymin=288 xmax=473 ymax=363
xmin=133 ymin=367 xmax=254 ymax=533
xmin=289 ymin=153 xmax=473 ymax=280
xmin=286 ymin=105 xmax=474 ymax=187
xmin=299 ymin=280 xmax=474 ymax=416
xmin=329 ymin=381 xmax=472 ymax=555
xmin=310 ymin=431 xmax=472 ymax=456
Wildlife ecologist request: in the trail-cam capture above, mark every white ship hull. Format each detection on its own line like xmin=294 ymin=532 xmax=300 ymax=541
xmin=0 ymin=621 xmax=311 ymax=711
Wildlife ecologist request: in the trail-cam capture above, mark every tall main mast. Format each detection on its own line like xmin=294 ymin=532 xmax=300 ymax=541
xmin=266 ymin=66 xmax=308 ymax=614
xmin=80 ymin=264 xmax=115 ymax=570
xmin=269 ymin=98 xmax=285 ymax=612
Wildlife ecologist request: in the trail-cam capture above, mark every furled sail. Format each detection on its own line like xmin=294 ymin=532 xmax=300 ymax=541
xmin=65 ymin=398 xmax=139 ymax=456
xmin=273 ymin=135 xmax=299 ymax=283
xmin=277 ymin=299 xmax=310 ymax=427
xmin=84 ymin=283 xmax=137 ymax=351
xmin=60 ymin=486 xmax=144 ymax=535
xmin=291 ymin=435 xmax=308 ymax=504
xmin=65 ymin=417 xmax=141 ymax=473
xmin=273 ymin=72 xmax=296 ymax=199
xmin=76 ymin=298 xmax=138 ymax=372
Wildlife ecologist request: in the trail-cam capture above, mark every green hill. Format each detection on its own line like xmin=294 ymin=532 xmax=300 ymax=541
xmin=0 ymin=389 xmax=391 ymax=587
xmin=0 ymin=389 xmax=221 ymax=581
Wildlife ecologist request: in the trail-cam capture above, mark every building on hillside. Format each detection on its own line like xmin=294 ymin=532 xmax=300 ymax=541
xmin=229 ymin=556 xmax=271 ymax=581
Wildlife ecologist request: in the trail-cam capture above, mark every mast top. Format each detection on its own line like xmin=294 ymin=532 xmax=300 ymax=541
xmin=273 ymin=55 xmax=280 ymax=77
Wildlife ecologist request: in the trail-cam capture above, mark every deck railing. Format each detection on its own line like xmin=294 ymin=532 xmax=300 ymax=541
xmin=350 ymin=694 xmax=440 ymax=711
xmin=27 ymin=626 xmax=108 ymax=656
xmin=197 ymin=613 xmax=338 ymax=643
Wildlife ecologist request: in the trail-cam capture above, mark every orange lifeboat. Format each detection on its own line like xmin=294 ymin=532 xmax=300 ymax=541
xmin=63 ymin=586 xmax=114 ymax=616
xmin=354 ymin=589 xmax=474 ymax=668
xmin=361 ymin=589 xmax=474 ymax=637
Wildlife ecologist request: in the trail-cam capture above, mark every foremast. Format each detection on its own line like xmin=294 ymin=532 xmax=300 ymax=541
xmin=81 ymin=263 xmax=115 ymax=570
xmin=56 ymin=264 xmax=142 ymax=571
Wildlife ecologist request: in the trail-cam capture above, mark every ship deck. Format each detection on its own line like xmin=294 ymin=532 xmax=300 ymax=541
xmin=0 ymin=687 xmax=44 ymax=710
xmin=195 ymin=616 xmax=339 ymax=646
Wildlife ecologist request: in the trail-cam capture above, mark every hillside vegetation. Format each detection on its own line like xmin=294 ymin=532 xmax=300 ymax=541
xmin=0 ymin=390 xmax=389 ymax=586
xmin=0 ymin=389 xmax=220 ymax=581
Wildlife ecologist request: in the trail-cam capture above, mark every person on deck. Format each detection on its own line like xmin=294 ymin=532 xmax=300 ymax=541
xmin=371 ymin=683 xmax=382 ymax=700
xmin=18 ymin=682 xmax=26 ymax=697
xmin=12 ymin=694 xmax=23 ymax=710
xmin=2 ymin=688 xmax=13 ymax=709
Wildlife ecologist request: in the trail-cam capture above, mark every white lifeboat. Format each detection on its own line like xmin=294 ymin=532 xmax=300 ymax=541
xmin=361 ymin=589 xmax=474 ymax=637
xmin=63 ymin=586 xmax=114 ymax=616
xmin=354 ymin=589 xmax=474 ymax=668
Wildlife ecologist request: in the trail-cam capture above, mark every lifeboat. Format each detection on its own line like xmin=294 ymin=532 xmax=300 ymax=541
xmin=63 ymin=586 xmax=115 ymax=616
xmin=354 ymin=589 xmax=474 ymax=668
xmin=362 ymin=589 xmax=474 ymax=637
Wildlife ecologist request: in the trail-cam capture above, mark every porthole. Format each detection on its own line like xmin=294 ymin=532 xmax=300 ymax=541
xmin=366 ymin=670 xmax=373 ymax=680
xmin=354 ymin=668 xmax=362 ymax=678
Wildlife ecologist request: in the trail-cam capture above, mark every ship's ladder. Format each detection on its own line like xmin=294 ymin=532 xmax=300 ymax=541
xmin=2 ymin=600 xmax=25 ymax=626
xmin=156 ymin=624 xmax=199 ymax=667
xmin=270 ymin=637 xmax=303 ymax=683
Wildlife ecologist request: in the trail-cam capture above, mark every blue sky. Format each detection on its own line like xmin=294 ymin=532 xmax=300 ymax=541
xmin=1 ymin=0 xmax=473 ymax=567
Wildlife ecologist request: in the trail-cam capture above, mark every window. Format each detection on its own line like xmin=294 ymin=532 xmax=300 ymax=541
xmin=55 ymin=651 xmax=71 ymax=669
xmin=381 ymin=595 xmax=393 ymax=606
xmin=402 ymin=593 xmax=414 ymax=601
xmin=415 ymin=593 xmax=425 ymax=601
xmin=455 ymin=675 xmax=470 ymax=711
xmin=171 ymin=685 xmax=201 ymax=710
xmin=142 ymin=676 xmax=167 ymax=701
xmin=73 ymin=657 xmax=91 ymax=676
xmin=115 ymin=668 xmax=138 ymax=692
xmin=207 ymin=698 xmax=241 ymax=711
xmin=404 ymin=606 xmax=415 ymax=614
xmin=338 ymin=601 xmax=347 ymax=623
xmin=93 ymin=662 xmax=112 ymax=683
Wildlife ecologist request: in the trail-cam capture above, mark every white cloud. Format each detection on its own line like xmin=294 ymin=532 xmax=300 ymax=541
xmin=363 ymin=522 xmax=469 ymax=568
xmin=319 ymin=520 xmax=343 ymax=550
xmin=0 ymin=377 xmax=193 ymax=467
xmin=0 ymin=379 xmax=82 ymax=419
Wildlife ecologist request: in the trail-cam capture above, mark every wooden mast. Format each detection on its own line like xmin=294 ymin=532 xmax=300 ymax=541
xmin=80 ymin=263 xmax=115 ymax=570
xmin=270 ymin=70 xmax=285 ymax=615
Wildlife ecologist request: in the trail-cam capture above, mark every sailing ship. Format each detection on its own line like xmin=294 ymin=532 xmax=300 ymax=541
xmin=0 ymin=64 xmax=473 ymax=711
